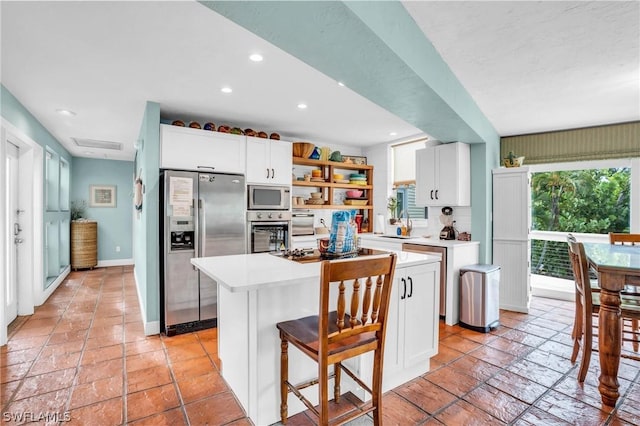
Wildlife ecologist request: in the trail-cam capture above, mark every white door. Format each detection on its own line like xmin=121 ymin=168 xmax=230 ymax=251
xmin=5 ymin=141 xmax=20 ymax=324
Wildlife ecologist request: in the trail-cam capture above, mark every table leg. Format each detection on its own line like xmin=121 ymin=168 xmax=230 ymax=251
xmin=598 ymin=288 xmax=622 ymax=407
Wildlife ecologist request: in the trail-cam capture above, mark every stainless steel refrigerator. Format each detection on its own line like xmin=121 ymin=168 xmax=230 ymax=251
xmin=161 ymin=170 xmax=246 ymax=335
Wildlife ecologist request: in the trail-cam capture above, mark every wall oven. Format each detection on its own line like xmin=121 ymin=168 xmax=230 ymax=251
xmin=247 ymin=211 xmax=291 ymax=253
xmin=247 ymin=185 xmax=290 ymax=210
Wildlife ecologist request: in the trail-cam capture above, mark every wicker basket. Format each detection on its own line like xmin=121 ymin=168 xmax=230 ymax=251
xmin=71 ymin=221 xmax=98 ymax=270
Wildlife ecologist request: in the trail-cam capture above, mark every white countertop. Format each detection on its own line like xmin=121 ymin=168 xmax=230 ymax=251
xmin=191 ymin=248 xmax=440 ymax=293
xmin=292 ymin=234 xmax=479 ymax=248
xmin=353 ymin=233 xmax=479 ymax=248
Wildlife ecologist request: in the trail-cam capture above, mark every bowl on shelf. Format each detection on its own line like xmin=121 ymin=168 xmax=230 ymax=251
xmin=311 ymin=169 xmax=322 ymax=177
xmin=310 ymin=192 xmax=322 ymax=199
xmin=333 ymin=173 xmax=344 ymax=180
xmin=345 ymin=190 xmax=363 ymax=198
xmin=293 ymin=142 xmax=315 ymax=158
xmin=344 ymin=199 xmax=367 ymax=206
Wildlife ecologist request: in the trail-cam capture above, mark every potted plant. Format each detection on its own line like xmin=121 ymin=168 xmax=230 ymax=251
xmin=70 ymin=200 xmax=87 ymax=221
xmin=387 ymin=196 xmax=398 ymax=224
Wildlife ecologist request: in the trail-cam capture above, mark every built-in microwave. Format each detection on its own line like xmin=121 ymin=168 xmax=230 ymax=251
xmin=247 ymin=185 xmax=291 ymax=210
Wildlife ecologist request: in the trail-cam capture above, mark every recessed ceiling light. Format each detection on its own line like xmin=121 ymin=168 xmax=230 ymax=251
xmin=249 ymin=54 xmax=263 ymax=62
xmin=337 ymin=81 xmax=345 ymax=87
xmin=56 ymin=109 xmax=76 ymax=116
xmin=389 ymin=132 xmax=397 ymax=136
xmin=221 ymin=87 xmax=233 ymax=94
xmin=297 ymin=103 xmax=307 ymax=109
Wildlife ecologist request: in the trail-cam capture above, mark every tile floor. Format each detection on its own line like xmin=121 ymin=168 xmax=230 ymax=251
xmin=1 ymin=266 xmax=639 ymax=425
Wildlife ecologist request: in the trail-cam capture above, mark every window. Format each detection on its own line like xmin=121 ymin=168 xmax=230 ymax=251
xmin=530 ymin=159 xmax=633 ymax=280
xmin=396 ymin=185 xmax=428 ymax=220
xmin=392 ymin=139 xmax=428 ymax=219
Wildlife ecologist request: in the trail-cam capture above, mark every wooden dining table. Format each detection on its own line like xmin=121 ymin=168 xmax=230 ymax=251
xmin=583 ymin=242 xmax=640 ymax=407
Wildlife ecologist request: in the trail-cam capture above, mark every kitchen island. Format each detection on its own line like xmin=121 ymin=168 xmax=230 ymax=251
xmin=192 ymin=247 xmax=441 ymax=425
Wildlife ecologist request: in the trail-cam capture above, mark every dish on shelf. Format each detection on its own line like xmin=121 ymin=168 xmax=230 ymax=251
xmin=350 ymin=173 xmax=366 ymax=178
xmin=305 ymin=199 xmax=325 ymax=205
xmin=345 ymin=189 xmax=363 ymax=198
xmin=310 ymin=177 xmax=326 ymax=183
xmin=333 ymin=179 xmax=350 ymax=184
xmin=344 ymin=199 xmax=368 ymax=206
xmin=293 ymin=142 xmax=315 ymax=158
xmin=349 ymin=180 xmax=367 ymax=186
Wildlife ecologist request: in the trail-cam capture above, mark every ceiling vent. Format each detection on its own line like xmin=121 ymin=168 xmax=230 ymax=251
xmin=72 ymin=138 xmax=123 ymax=150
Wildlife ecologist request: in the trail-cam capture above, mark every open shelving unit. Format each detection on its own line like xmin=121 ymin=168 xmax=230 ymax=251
xmin=292 ymin=158 xmax=374 ymax=227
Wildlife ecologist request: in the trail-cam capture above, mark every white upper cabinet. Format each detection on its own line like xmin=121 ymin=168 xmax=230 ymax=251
xmin=415 ymin=142 xmax=470 ymax=206
xmin=245 ymin=136 xmax=292 ymax=185
xmin=160 ymin=124 xmax=246 ymax=173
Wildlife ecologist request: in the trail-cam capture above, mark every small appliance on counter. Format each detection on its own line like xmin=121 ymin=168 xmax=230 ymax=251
xmin=439 ymin=206 xmax=458 ymax=240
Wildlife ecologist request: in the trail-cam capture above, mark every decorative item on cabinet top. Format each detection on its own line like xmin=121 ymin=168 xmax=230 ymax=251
xmin=169 ymin=119 xmax=280 ymax=139
xmin=503 ymin=151 xmax=525 ymax=167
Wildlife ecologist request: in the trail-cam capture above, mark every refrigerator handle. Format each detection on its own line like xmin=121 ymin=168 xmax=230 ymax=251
xmin=198 ymin=198 xmax=205 ymax=260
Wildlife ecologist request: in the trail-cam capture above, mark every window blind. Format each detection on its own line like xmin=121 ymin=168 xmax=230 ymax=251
xmin=500 ymin=121 xmax=640 ymax=165
xmin=392 ymin=139 xmax=427 ymax=184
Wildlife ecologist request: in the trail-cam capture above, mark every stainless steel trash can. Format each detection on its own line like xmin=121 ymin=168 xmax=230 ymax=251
xmin=459 ymin=264 xmax=500 ymax=332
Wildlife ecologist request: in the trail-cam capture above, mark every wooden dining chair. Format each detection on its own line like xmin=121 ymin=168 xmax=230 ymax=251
xmin=609 ymin=232 xmax=640 ymax=246
xmin=276 ymin=253 xmax=397 ymax=425
xmin=567 ymin=235 xmax=640 ymax=382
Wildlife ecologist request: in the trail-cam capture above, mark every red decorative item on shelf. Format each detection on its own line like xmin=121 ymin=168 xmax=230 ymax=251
xmin=355 ymin=214 xmax=363 ymax=233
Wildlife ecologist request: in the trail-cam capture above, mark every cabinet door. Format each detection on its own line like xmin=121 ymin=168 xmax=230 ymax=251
xmin=416 ymin=144 xmax=470 ymax=206
xmin=492 ymin=168 xmax=530 ymax=240
xmin=415 ymin=146 xmax=436 ymax=206
xmin=246 ymin=137 xmax=271 ymax=184
xmin=436 ymin=143 xmax=470 ymax=206
xmin=160 ymin=124 xmax=246 ymax=173
xmin=382 ymin=272 xmax=403 ymax=382
xmin=402 ymin=263 xmax=439 ymax=366
xmin=269 ymin=140 xmax=292 ymax=185
xmin=493 ymin=240 xmax=530 ymax=313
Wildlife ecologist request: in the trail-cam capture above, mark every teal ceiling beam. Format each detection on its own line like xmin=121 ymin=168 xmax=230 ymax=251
xmin=200 ymin=1 xmax=499 ymax=145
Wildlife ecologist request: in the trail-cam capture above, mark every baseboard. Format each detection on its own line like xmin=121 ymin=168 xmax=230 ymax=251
xmin=133 ymin=266 xmax=160 ymax=336
xmin=97 ymin=258 xmax=134 ymax=268
xmin=499 ymin=303 xmax=529 ymax=314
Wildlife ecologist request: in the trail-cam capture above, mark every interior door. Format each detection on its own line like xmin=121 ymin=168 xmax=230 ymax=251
xmin=5 ymin=141 xmax=19 ymax=325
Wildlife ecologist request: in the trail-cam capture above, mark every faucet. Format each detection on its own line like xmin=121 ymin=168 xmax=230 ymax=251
xmin=400 ymin=210 xmax=412 ymax=236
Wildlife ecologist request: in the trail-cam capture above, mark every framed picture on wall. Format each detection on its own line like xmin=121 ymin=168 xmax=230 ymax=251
xmin=89 ymin=185 xmax=116 ymax=207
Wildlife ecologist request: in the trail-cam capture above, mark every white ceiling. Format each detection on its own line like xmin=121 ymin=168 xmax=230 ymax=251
xmin=2 ymin=1 xmax=638 ymax=161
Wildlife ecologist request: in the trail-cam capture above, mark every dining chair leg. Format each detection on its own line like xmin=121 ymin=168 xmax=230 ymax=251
xmin=280 ymin=336 xmax=289 ymax=424
xmin=571 ymin=299 xmax=583 ymax=364
xmin=372 ymin=348 xmax=383 ymax=426
xmin=632 ymin=319 xmax=639 ymax=352
xmin=334 ymin=362 xmax=341 ymax=403
xmin=578 ymin=312 xmax=592 ymax=382
xmin=319 ymin=360 xmax=329 ymax=424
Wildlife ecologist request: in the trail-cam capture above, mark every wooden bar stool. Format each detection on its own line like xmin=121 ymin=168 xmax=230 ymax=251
xmin=276 ymin=254 xmax=397 ymax=425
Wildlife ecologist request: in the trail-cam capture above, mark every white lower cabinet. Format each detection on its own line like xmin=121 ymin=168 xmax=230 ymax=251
xmin=382 ymin=262 xmax=440 ymax=390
